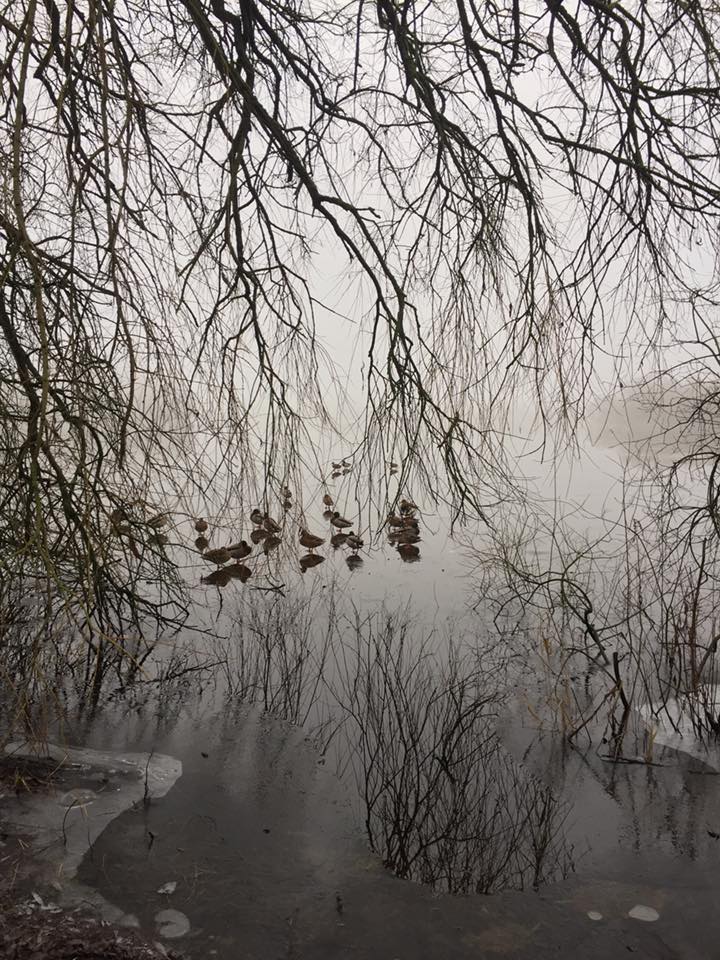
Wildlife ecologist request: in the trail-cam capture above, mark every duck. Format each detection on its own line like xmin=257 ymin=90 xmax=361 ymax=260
xmin=300 ymin=553 xmax=325 ymax=572
xmin=227 ymin=540 xmax=252 ymax=560
xmin=250 ymin=527 xmax=268 ymax=543
xmin=388 ymin=529 xmax=421 ymax=545
xmin=299 ymin=528 xmax=325 ymax=551
xmin=148 ymin=513 xmax=170 ymax=529
xmin=322 ymin=493 xmax=334 ymax=507
xmin=194 ymin=517 xmax=209 ymax=533
xmin=225 ymin=563 xmax=252 ymax=583
xmin=203 ymin=547 xmax=232 ymax=565
xmin=194 ymin=535 xmax=210 ymax=552
xmin=330 ymin=532 xmax=349 ymax=548
xmin=201 ymin=568 xmax=232 ymax=587
xmin=250 ymin=508 xmax=264 ymax=525
xmin=345 ymin=534 xmax=364 ymax=551
xmin=397 ymin=542 xmax=420 ymax=561
xmin=330 ymin=512 xmax=353 ymax=529
xmin=263 ymin=515 xmax=281 ymax=533
xmin=263 ymin=535 xmax=282 ymax=554
xmin=346 ymin=554 xmax=363 ymax=570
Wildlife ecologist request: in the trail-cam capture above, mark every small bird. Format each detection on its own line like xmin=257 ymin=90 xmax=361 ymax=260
xmin=263 ymin=535 xmax=282 ymax=554
xmin=299 ymin=529 xmax=325 ymax=551
xmin=330 ymin=512 xmax=353 ymax=529
xmin=322 ymin=494 xmax=334 ymax=507
xmin=389 ymin=461 xmax=398 ymax=469
xmin=250 ymin=508 xmax=264 ymax=525
xmin=330 ymin=532 xmax=349 ymax=548
xmin=263 ymin=515 xmax=281 ymax=533
xmin=282 ymin=486 xmax=292 ymax=499
xmin=282 ymin=499 xmax=292 ymax=511
xmin=331 ymin=461 xmax=343 ymax=470
xmin=345 ymin=534 xmax=364 ymax=551
xmin=194 ymin=518 xmax=209 ymax=533
xmin=250 ymin=528 xmax=268 ymax=544
xmin=203 ymin=547 xmax=231 ymax=565
xmin=399 ymin=499 xmax=418 ymax=515
xmin=346 ymin=554 xmax=363 ymax=571
xmin=227 ymin=540 xmax=252 ymax=560
xmin=300 ymin=553 xmax=325 ymax=572
xmin=323 ymin=509 xmax=334 ymax=521
xmin=194 ymin=535 xmax=210 ymax=552
xmin=387 ymin=515 xmax=405 ymax=528
xmin=341 ymin=460 xmax=351 ymax=469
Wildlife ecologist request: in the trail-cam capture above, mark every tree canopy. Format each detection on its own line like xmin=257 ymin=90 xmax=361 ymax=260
xmin=2 ymin=0 xmax=720 ymax=656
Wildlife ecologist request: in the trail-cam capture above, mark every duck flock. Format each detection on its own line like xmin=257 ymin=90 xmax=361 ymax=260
xmin=193 ymin=463 xmax=423 ymax=588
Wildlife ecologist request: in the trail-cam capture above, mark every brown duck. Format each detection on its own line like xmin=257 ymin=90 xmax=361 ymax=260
xmin=227 ymin=540 xmax=252 ymax=560
xmin=299 ymin=529 xmax=325 ymax=551
xmin=330 ymin=512 xmax=353 ymax=529
xmin=203 ymin=547 xmax=231 ymax=565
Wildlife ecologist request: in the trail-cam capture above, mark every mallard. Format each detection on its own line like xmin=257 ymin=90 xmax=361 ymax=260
xmin=263 ymin=515 xmax=281 ymax=533
xmin=226 ymin=563 xmax=252 ymax=583
xmin=250 ymin=528 xmax=268 ymax=544
xmin=397 ymin=542 xmax=420 ymax=561
xmin=388 ymin=529 xmax=421 ymax=544
xmin=330 ymin=512 xmax=353 ymax=529
xmin=148 ymin=513 xmax=170 ymax=529
xmin=227 ymin=540 xmax=252 ymax=559
xmin=299 ymin=528 xmax=325 ymax=551
xmin=194 ymin=517 xmax=209 ymax=533
xmin=201 ymin=568 xmax=232 ymax=587
xmin=203 ymin=547 xmax=231 ymax=565
xmin=300 ymin=553 xmax=325 ymax=572
xmin=322 ymin=493 xmax=334 ymax=507
xmin=263 ymin=534 xmax=282 ymax=554
xmin=250 ymin=508 xmax=264 ymax=525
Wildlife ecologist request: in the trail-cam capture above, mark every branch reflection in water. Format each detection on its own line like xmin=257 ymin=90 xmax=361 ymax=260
xmin=214 ymin=591 xmax=574 ymax=894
